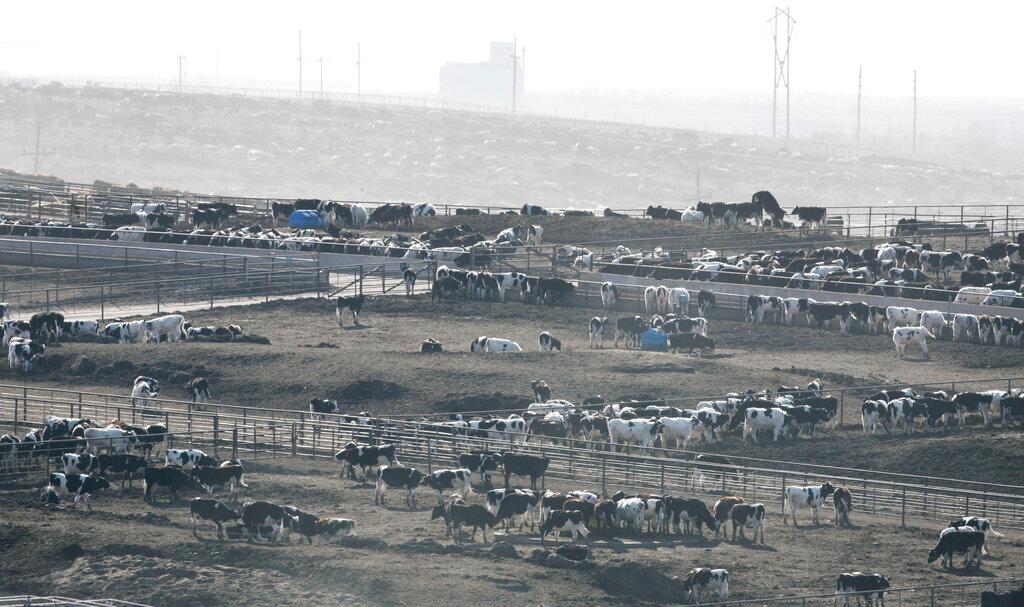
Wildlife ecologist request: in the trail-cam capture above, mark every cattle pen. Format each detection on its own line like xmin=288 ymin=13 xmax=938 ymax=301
xmin=3 ymin=382 xmax=1024 ymax=535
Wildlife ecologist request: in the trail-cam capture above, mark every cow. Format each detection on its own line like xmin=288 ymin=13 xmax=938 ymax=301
xmin=614 ymin=315 xmax=648 ymax=349
xmin=93 ymin=453 xmax=147 ymax=488
xmin=538 ymin=331 xmax=562 ymax=352
xmin=783 ymin=481 xmax=835 ymax=525
xmin=470 ymin=336 xmax=523 ymax=352
xmin=953 ymin=391 xmax=1002 ymax=427
xmin=129 ymin=376 xmax=159 ymax=409
xmin=336 ymin=294 xmax=366 ymax=326
xmin=955 ymin=286 xmax=991 ymax=304
xmin=589 ymin=317 xmax=610 ymax=349
xmin=862 ymin=400 xmax=888 ymax=435
xmin=643 ymin=286 xmax=658 ymax=313
xmin=948 ymin=516 xmax=1004 ymax=555
xmin=334 ymin=444 xmax=399 ymax=481
xmin=834 ymin=487 xmax=853 ymax=526
xmin=885 ymin=306 xmax=917 ymax=331
xmin=3 ymin=319 xmax=31 ymax=346
xmin=521 ymin=204 xmax=552 ymax=216
xmin=600 ymin=282 xmax=618 ymax=310
xmin=241 ymin=500 xmax=298 ymax=540
xmin=530 ymin=379 xmax=551 ymax=404
xmin=917 ymin=310 xmax=947 ymax=338
xmin=191 ymin=464 xmax=248 ymax=495
xmin=314 ymin=517 xmax=356 ymax=543
xmin=143 ymin=465 xmax=194 ymax=503
xmin=893 ymin=326 xmax=935 ymax=359
xmin=445 ymin=502 xmax=498 ymax=543
xmin=742 ymin=407 xmax=790 ymax=444
xmin=61 ymin=320 xmax=99 ymax=339
xmin=534 ymin=277 xmax=574 ymax=304
xmin=928 ymin=528 xmax=985 ymax=569
xmin=540 ymin=509 xmax=589 ymax=545
xmin=83 ymin=427 xmax=137 ymax=454
xmin=952 ymin=313 xmax=979 ymax=343
xmin=45 ymin=473 xmax=110 ymax=509
xmin=403 ymin=268 xmax=417 ymax=296
xmin=665 ymin=497 xmax=716 ymax=536
xmin=7 ymin=337 xmax=43 ymax=372
xmin=190 ymin=497 xmax=240 ymax=539
xmin=697 ymin=289 xmax=717 ymax=318
xmin=458 ymin=452 xmax=502 ymax=484
xmin=730 ymin=503 xmax=766 ymax=543
xmin=658 ymin=417 xmax=702 ymax=449
xmin=607 ymin=418 xmax=663 ymax=454
xmin=144 ymin=314 xmax=186 ymax=343
xmin=792 ymin=206 xmax=828 ymax=231
xmin=104 ymin=319 xmax=147 ymax=343
xmin=185 ymin=377 xmax=211 ymax=404
xmin=682 ymin=568 xmax=730 ymax=604
xmin=836 ymin=573 xmax=891 ymax=607
xmin=421 ymin=468 xmax=473 ymax=504
xmin=500 ymin=452 xmax=549 ymax=490
xmin=493 ymin=490 xmax=541 ymax=532
xmin=375 ymin=466 xmax=423 ymax=507
xmin=614 ymin=497 xmax=646 ymax=534
xmin=166 ymin=448 xmax=216 ymax=470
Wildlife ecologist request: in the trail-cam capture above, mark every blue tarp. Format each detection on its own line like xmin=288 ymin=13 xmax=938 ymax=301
xmin=288 ymin=210 xmax=324 ymax=229
xmin=640 ymin=328 xmax=669 ymax=351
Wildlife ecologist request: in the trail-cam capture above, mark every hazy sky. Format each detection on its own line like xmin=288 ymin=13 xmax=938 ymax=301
xmin=4 ymin=1 xmax=1022 ymax=99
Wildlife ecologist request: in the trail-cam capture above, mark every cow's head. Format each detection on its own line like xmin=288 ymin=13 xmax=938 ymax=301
xmin=92 ymin=476 xmax=112 ymax=491
xmin=820 ymin=481 xmax=836 ymax=498
xmin=649 ymin=420 xmax=665 ymax=436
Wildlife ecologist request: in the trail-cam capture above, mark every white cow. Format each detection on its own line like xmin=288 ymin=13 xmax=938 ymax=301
xmin=893 ymin=326 xmax=935 ymax=359
xmin=62 ymin=320 xmax=99 ymax=338
xmin=886 ymin=306 xmax=918 ymax=331
xmin=952 ymin=313 xmax=979 ymax=343
xmin=782 ymin=482 xmax=835 ymax=525
xmin=589 ymin=317 xmax=610 ymax=349
xmin=116 ymin=320 xmax=147 ymax=344
xmin=680 ymin=209 xmax=705 ymax=223
xmin=469 ymin=336 xmax=523 ymax=353
xmin=954 ymin=287 xmax=991 ymax=304
xmin=3 ymin=320 xmax=31 ymax=346
xmin=615 ymin=497 xmax=646 ymax=534
xmin=495 ymin=272 xmax=529 ymax=303
xmin=643 ymin=286 xmax=658 ymax=314
xmin=130 ymin=376 xmax=159 ymax=409
xmin=607 ymin=418 xmax=663 ymax=454
xmin=110 ymin=226 xmax=146 ymax=241
xmin=655 ymin=285 xmax=672 ymax=315
xmin=983 ymin=290 xmax=1021 ymax=307
xmin=670 ymin=288 xmax=690 ymax=314
xmin=600 ymin=282 xmax=618 ymax=310
xmin=684 ymin=568 xmax=730 ymax=604
xmin=782 ymin=297 xmax=802 ymax=325
xmin=742 ymin=408 xmax=789 ymax=444
xmin=658 ymin=417 xmax=702 ymax=449
xmin=917 ymin=310 xmax=947 ymax=338
xmin=82 ymin=427 xmax=137 ymax=454
xmin=526 ymin=225 xmax=543 ymax=245
xmin=145 ymin=314 xmax=186 ymax=343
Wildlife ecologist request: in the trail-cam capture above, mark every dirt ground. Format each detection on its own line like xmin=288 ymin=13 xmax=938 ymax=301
xmin=0 ymin=456 xmax=1018 ymax=607
xmin=5 ymin=293 xmax=1024 ymax=485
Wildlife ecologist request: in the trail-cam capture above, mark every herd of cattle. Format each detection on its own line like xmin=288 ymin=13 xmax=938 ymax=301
xmin=10 ymin=407 xmax=1005 ymax=605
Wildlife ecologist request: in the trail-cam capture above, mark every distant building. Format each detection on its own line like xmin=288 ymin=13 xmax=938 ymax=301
xmin=439 ymin=42 xmax=523 ymax=109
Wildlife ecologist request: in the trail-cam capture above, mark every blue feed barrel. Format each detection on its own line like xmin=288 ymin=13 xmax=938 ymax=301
xmin=288 ymin=210 xmax=325 ymax=229
xmin=640 ymin=328 xmax=668 ymax=351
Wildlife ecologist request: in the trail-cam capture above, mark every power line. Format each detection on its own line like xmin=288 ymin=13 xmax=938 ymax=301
xmin=21 ymin=121 xmax=55 ymax=174
xmin=768 ymin=6 xmax=795 ymax=139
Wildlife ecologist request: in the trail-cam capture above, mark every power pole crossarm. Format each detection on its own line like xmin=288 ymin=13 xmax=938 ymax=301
xmin=768 ymin=6 xmax=795 ymax=140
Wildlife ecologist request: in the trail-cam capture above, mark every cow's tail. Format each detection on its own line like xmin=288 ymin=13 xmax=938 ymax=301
xmin=142 ymin=479 xmax=151 ymax=499
xmin=989 ymin=528 xmax=1005 ymax=538
xmin=237 ymin=470 xmax=249 ymax=488
xmin=923 ymin=327 xmax=937 ymax=339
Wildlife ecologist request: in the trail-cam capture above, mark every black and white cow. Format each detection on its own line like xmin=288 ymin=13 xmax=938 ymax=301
xmin=948 ymin=516 xmax=1003 ymax=554
xmin=530 ymin=380 xmax=551 ymax=403
xmin=191 ymin=464 xmax=248 ymax=495
xmin=682 ymin=568 xmax=730 ymax=604
xmin=730 ymin=503 xmax=766 ymax=543
xmin=374 ymin=466 xmax=423 ymax=507
xmin=143 ymin=465 xmax=195 ymax=503
xmin=836 ymin=573 xmax=891 ymax=607
xmin=190 ymin=497 xmax=240 ymax=539
xmin=458 ymin=452 xmax=502 ymax=484
xmin=600 ymin=282 xmax=619 ymax=310
xmin=538 ymin=331 xmax=562 ymax=352
xmin=185 ymin=377 xmax=211 ymax=404
xmin=403 ymin=268 xmax=417 ymax=296
xmin=336 ymin=294 xmax=366 ymax=326
xmin=834 ymin=487 xmax=853 ymax=526
xmin=30 ymin=312 xmax=64 ymax=343
xmin=539 ymin=509 xmax=589 ymax=544
xmin=421 ymin=468 xmax=473 ymax=504
xmin=697 ymin=289 xmax=717 ymax=318
xmin=335 ymin=443 xmax=399 ymax=481
xmin=46 ymin=473 xmax=110 ymax=509
xmin=241 ymin=500 xmax=298 ymax=540
xmin=783 ymin=481 xmax=835 ymax=525
xmin=166 ymin=448 xmax=216 ymax=470
xmin=589 ymin=317 xmax=611 ymax=349
xmin=668 ymin=333 xmax=716 ymax=356
xmin=792 ymin=206 xmax=828 ymax=231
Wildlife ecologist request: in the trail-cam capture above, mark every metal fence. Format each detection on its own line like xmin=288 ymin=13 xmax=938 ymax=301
xmin=691 ymin=578 xmax=1022 ymax=607
xmin=3 ymin=383 xmax=1024 ymax=531
xmin=0 ymin=597 xmax=155 ymax=607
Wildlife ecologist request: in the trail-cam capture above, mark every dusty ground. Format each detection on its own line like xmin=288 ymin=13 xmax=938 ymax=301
xmin=0 ymin=456 xmax=1019 ymax=607
xmin=4 ymin=294 xmax=1024 ymax=485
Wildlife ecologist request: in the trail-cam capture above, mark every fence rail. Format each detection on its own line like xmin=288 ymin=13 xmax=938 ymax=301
xmin=690 ymin=578 xmax=1023 ymax=607
xmin=3 ymin=382 xmax=1024 ymax=531
xmin=0 ymin=597 xmax=155 ymax=607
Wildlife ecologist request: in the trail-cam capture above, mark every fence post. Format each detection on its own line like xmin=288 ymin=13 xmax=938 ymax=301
xmin=427 ymin=437 xmax=433 ymax=473
xmin=359 ymin=265 xmax=364 ymax=295
xmin=156 ymin=282 xmax=161 ymax=314
xmin=291 ymin=423 xmax=297 ymax=455
xmin=213 ymin=415 xmax=219 ymax=459
xmin=13 ymin=396 xmax=18 ymax=436
xmin=209 ymin=278 xmax=215 ymax=308
xmin=381 ymin=266 xmax=386 ymax=293
xmin=660 ymin=462 xmax=665 ymax=495
xmin=100 ymin=286 xmax=105 ymax=320
xmin=601 ymin=454 xmax=607 ymax=496
xmin=930 ymin=587 xmax=935 ymax=607
xmin=232 ymin=427 xmax=238 ymax=460
xmin=265 ymin=270 xmax=271 ymax=302
xmin=901 ymin=487 xmax=907 ymax=527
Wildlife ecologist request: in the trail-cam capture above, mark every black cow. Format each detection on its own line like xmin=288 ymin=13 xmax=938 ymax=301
xmin=143 ymin=466 xmax=194 ymax=503
xmin=190 ymin=497 xmax=240 ymax=539
xmin=97 ymin=453 xmax=147 ymax=488
xmin=697 ymin=289 xmax=717 ymax=317
xmin=666 ymin=497 xmax=716 ymax=536
xmin=535 ymin=277 xmax=574 ymax=304
xmin=644 ymin=205 xmax=682 ymax=221
xmin=458 ymin=451 xmax=501 ymax=484
xmin=336 ymin=294 xmax=366 ymax=326
xmin=928 ymin=529 xmax=985 ymax=569
xmin=752 ymin=191 xmax=786 ymax=225
xmin=836 ymin=573 xmax=891 ymax=607
xmin=447 ymin=502 xmax=497 ymax=543
xmin=615 ymin=315 xmax=648 ymax=349
xmin=668 ymin=333 xmax=716 ymax=356
xmin=30 ymin=312 xmax=64 ymax=343
xmin=102 ymin=213 xmax=141 ymax=228
xmin=241 ymin=500 xmax=297 ymax=539
xmin=184 ymin=377 xmax=211 ymax=404
xmin=500 ymin=452 xmax=549 ymax=490
xmin=191 ymin=464 xmax=248 ymax=495
xmin=792 ymin=206 xmax=828 ymax=230
xmin=981 ymin=583 xmax=1024 ymax=607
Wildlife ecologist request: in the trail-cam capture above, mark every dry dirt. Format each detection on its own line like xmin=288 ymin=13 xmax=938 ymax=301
xmin=1 ymin=456 xmax=1020 ymax=607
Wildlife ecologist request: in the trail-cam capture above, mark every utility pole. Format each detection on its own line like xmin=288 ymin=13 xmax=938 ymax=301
xmin=768 ymin=6 xmax=795 ymax=139
xmin=510 ymin=37 xmax=520 ymax=113
xmin=298 ymin=30 xmax=303 ymax=98
xmin=912 ymin=69 xmax=917 ymax=152
xmin=856 ymin=65 xmax=862 ymax=148
xmin=177 ymin=55 xmax=184 ymax=92
xmin=319 ymin=57 xmax=325 ymax=97
xmin=356 ymin=43 xmax=362 ymax=100
xmin=22 ymin=121 xmax=55 ymax=174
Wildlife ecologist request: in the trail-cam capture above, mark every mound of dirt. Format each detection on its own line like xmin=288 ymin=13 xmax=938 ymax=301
xmin=432 ymin=393 xmax=533 ymax=412
xmin=593 ymin=559 xmax=685 ymax=603
xmin=69 ymin=355 xmax=98 ymax=375
xmin=57 ymin=542 xmax=85 ymax=560
xmin=339 ymin=379 xmax=407 ymax=401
